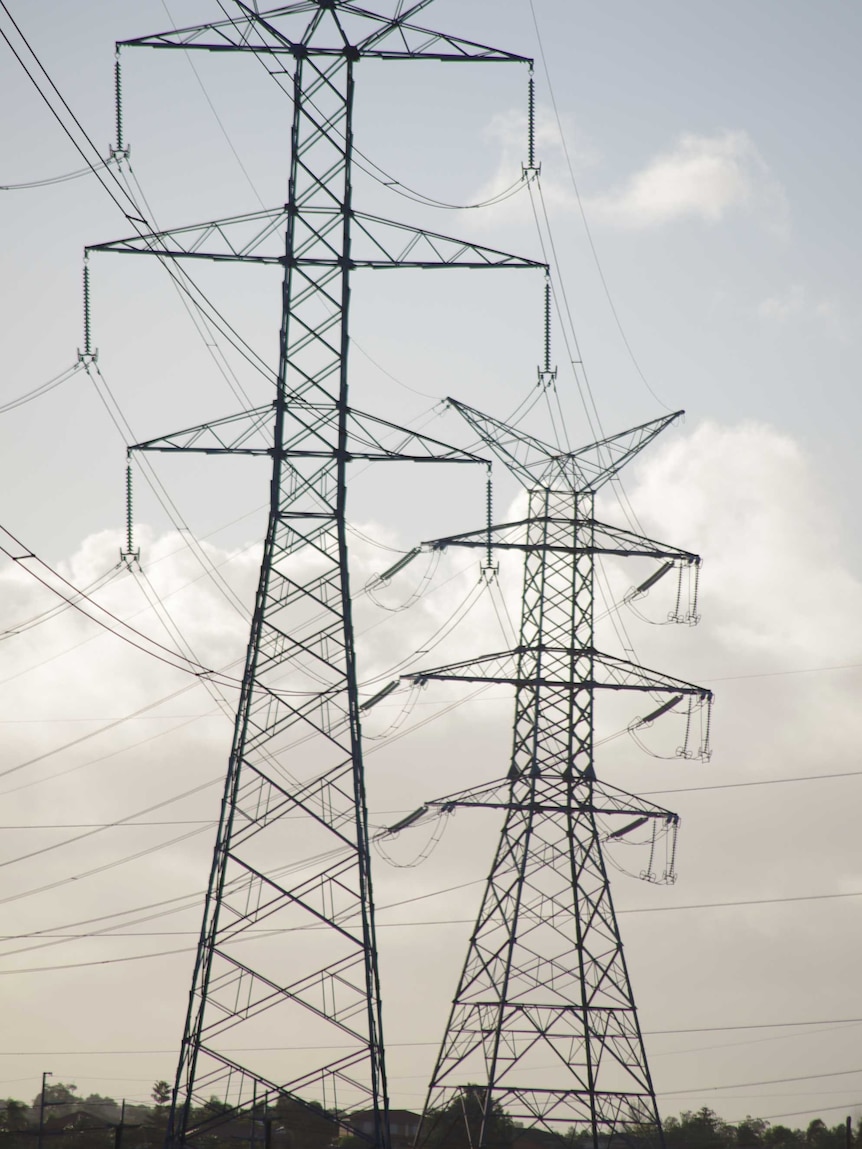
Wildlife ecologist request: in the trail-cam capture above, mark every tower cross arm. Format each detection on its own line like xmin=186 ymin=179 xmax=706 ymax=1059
xmin=449 ymin=397 xmax=684 ymax=492
xmin=86 ymin=209 xmax=544 ymax=270
xmin=405 ymin=647 xmax=711 ymax=701
xmin=129 ymin=403 xmax=490 ymax=464
xmin=422 ymin=517 xmax=700 ymax=563
xmin=407 ymin=773 xmax=678 ymax=823
xmin=119 ymin=2 xmax=530 ymax=64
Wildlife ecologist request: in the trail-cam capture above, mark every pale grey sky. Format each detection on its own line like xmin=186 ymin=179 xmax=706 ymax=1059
xmin=1 ymin=0 xmax=861 ymax=1131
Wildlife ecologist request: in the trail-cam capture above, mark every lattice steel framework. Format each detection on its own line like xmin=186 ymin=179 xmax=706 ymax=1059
xmin=86 ymin=6 xmax=542 ymax=1148
xmin=410 ymin=401 xmax=712 ymax=1149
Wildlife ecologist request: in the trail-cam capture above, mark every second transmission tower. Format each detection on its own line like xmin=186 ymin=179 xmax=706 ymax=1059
xmin=410 ymin=401 xmax=712 ymax=1148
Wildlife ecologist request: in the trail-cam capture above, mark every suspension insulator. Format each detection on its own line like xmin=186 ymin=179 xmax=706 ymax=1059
xmin=376 ymin=547 xmax=421 ymax=583
xmin=82 ymin=259 xmax=91 ymax=357
xmin=635 ymin=560 xmax=674 ymax=595
xmin=359 ymin=679 xmax=400 ymax=712
xmin=527 ymin=69 xmax=536 ymax=170
xmin=638 ymin=693 xmax=684 ymax=727
xmin=384 ymin=806 xmax=428 ymax=835
xmin=115 ymin=55 xmax=124 ymax=152
xmin=607 ymin=815 xmax=650 ymax=841
xmin=484 ymin=466 xmax=494 ymax=571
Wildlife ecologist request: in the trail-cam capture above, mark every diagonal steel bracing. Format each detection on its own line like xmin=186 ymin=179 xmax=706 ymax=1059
xmin=90 ymin=5 xmax=543 ymax=1149
xmin=412 ymin=408 xmax=711 ymax=1149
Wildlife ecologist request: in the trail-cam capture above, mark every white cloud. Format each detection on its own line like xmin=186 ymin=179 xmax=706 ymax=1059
xmin=757 ymin=284 xmax=846 ymax=334
xmin=587 ymin=130 xmax=787 ymax=231
xmin=757 ymin=283 xmax=807 ymax=321
xmin=460 ymin=105 xmax=584 ymax=227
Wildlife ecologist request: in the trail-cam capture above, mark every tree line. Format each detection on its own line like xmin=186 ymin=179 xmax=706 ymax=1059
xmin=0 ymin=1084 xmax=859 ymax=1149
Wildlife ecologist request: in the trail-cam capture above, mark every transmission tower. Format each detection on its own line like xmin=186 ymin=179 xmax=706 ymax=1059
xmin=84 ymin=5 xmax=544 ymax=1148
xmin=409 ymin=400 xmax=712 ymax=1149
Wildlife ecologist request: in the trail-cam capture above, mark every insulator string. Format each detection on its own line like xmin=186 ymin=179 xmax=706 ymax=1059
xmin=121 ymin=453 xmax=140 ymax=567
xmin=114 ymin=53 xmax=124 ymax=153
xmin=485 ymin=464 xmax=494 ymax=571
xmin=527 ymin=66 xmax=536 ymax=171
xmin=544 ymin=275 xmax=552 ymax=373
xmin=81 ymin=258 xmax=91 ymax=358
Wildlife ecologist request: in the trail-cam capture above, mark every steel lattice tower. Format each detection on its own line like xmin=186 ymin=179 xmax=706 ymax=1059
xmin=409 ymin=401 xmax=712 ymax=1149
xmin=85 ymin=5 xmax=544 ymax=1148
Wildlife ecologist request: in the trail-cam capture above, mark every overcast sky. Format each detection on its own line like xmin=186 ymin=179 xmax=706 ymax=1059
xmin=1 ymin=0 xmax=861 ymax=1132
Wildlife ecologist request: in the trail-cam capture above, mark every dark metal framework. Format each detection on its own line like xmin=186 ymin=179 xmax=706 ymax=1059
xmin=411 ymin=401 xmax=712 ymax=1149
xmin=87 ymin=5 xmax=542 ymax=1148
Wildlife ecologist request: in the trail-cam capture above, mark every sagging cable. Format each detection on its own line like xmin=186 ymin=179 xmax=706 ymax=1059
xmin=629 ymin=691 xmax=713 ymax=762
xmin=374 ymin=805 xmax=451 ymax=868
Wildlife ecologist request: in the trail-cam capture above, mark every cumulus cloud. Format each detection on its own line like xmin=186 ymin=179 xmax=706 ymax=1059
xmin=461 ymin=105 xmax=584 ymax=227
xmin=757 ymin=284 xmax=846 ymax=335
xmin=587 ymin=130 xmax=787 ymax=230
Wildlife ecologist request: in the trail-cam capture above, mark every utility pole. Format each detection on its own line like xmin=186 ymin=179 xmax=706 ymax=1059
xmin=37 ymin=1071 xmax=52 ymax=1149
xmin=85 ymin=5 xmax=545 ymax=1148
xmin=410 ymin=401 xmax=711 ymax=1148
xmin=114 ymin=1100 xmax=126 ymax=1149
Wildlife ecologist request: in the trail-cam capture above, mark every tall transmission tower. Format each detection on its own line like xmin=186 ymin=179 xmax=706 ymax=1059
xmin=408 ymin=400 xmax=712 ymax=1148
xmin=85 ymin=5 xmax=544 ymax=1148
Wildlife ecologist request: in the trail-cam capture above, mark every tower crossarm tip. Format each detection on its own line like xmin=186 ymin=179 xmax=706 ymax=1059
xmin=447 ymin=398 xmax=685 ymax=492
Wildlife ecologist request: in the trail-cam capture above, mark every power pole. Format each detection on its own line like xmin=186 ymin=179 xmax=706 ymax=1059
xmin=114 ymin=1100 xmax=126 ymax=1149
xmin=37 ymin=1071 xmax=52 ymax=1149
xmin=85 ymin=5 xmax=544 ymax=1148
xmin=410 ymin=401 xmax=712 ymax=1148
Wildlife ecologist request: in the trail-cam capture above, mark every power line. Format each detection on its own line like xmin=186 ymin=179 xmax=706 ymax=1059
xmin=5 ymin=881 xmax=862 ymax=973
xmin=0 ymin=362 xmax=84 ymax=414
xmin=617 ymin=888 xmax=862 ymax=915
xmin=5 ymin=1018 xmax=862 ymax=1056
xmin=729 ymin=1100 xmax=862 ymax=1124
xmin=660 ymin=1065 xmax=862 ymax=1096
xmin=527 ymin=0 xmax=671 ymax=413
xmin=644 ymin=768 xmax=862 ymax=797
xmin=0 ymin=523 xmax=243 ymax=686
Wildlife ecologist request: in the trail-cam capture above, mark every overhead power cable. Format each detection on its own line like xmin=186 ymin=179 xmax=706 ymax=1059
xmin=1 ymin=561 xmax=122 ymax=642
xmin=729 ymin=1100 xmax=862 ymax=1124
xmin=0 ymin=0 xmax=281 ymax=397
xmin=644 ymin=768 xmax=862 ymax=798
xmin=527 ymin=0 xmax=671 ymax=412
xmin=0 ymin=157 xmax=115 ymax=190
xmin=211 ymin=0 xmax=529 ymax=215
xmin=660 ymin=1064 xmax=862 ymax=1096
xmin=5 ymin=1016 xmax=862 ymax=1056
xmin=0 ymin=521 xmax=244 ymax=688
xmin=0 ymin=777 xmax=224 ymax=873
xmin=4 ymin=870 xmax=862 ymax=973
xmin=0 ymin=361 xmax=83 ymax=414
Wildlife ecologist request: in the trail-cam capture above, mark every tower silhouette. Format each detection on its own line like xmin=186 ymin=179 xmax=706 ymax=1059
xmin=410 ymin=401 xmax=712 ymax=1148
xmin=86 ymin=5 xmax=542 ymax=1147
